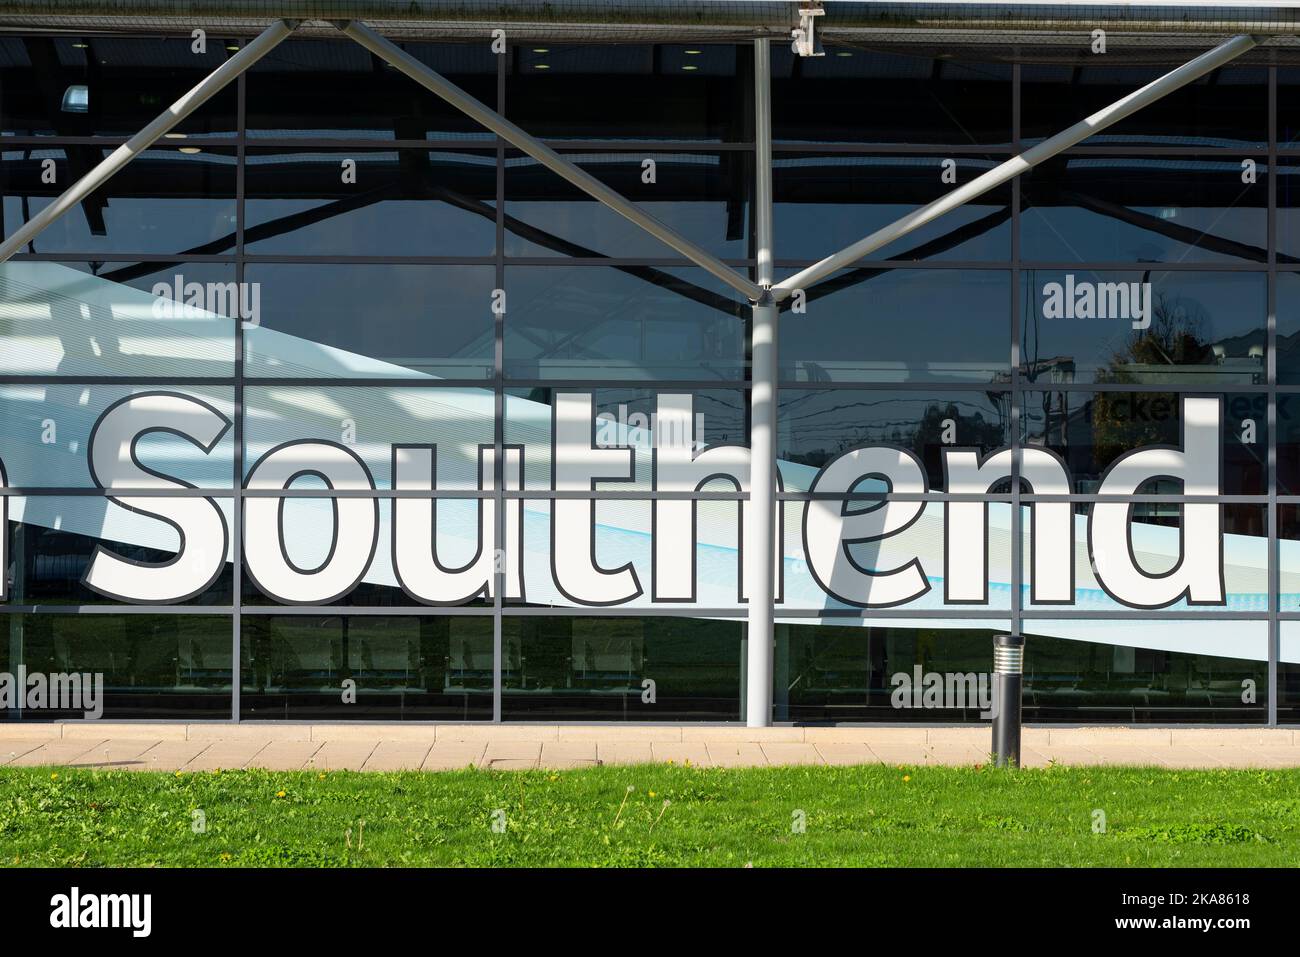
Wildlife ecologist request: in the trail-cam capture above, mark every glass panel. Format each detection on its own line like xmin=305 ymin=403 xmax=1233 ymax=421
xmin=1021 ymin=63 xmax=1266 ymax=148
xmin=1 ymin=614 xmax=232 ymax=720
xmin=503 ymin=265 xmax=748 ymax=380
xmin=239 ymin=615 xmax=494 ymax=720
xmin=777 ymin=389 xmax=1012 ymax=489
xmin=239 ymin=496 xmax=490 ymax=609
xmin=773 ymin=154 xmax=1011 ymax=262
xmin=243 ymin=263 xmax=496 ymax=379
xmin=504 ymin=151 xmax=750 ymax=259
xmin=781 ymin=500 xmax=1013 ymax=612
xmin=771 ymin=47 xmax=1011 ymax=146
xmin=1023 ymin=621 xmax=1268 ymax=723
xmin=0 ymin=36 xmax=239 ymax=137
xmin=1280 ymin=621 xmax=1300 ymax=723
xmin=1022 ymin=391 xmax=1265 ymax=494
xmin=777 ymin=268 xmax=1010 ymax=383
xmin=245 ymin=39 xmax=498 ymax=141
xmin=1276 ymin=506 xmax=1300 ymax=611
xmin=500 ymin=617 xmax=742 ymax=721
xmin=505 ymin=44 xmax=746 ymax=142
xmin=1276 ymin=272 xmax=1300 ymax=384
xmin=243 ymin=149 xmax=497 ymax=256
xmin=242 ymin=385 xmax=494 ymax=489
xmin=1020 ymin=504 xmax=1267 ymax=612
xmin=0 ymin=260 xmax=237 ymax=377
xmin=504 ymin=387 xmax=746 ymax=490
xmin=775 ymin=624 xmax=1009 ymax=722
xmin=1021 ymin=156 xmax=1267 ymax=265
xmin=0 ymin=385 xmax=234 ymax=488
xmin=7 ymin=497 xmax=234 ymax=605
xmin=1019 ymin=270 xmax=1266 ymax=385
xmin=2 ymin=147 xmax=237 ymax=255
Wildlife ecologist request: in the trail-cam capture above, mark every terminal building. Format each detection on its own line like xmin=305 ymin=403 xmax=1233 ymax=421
xmin=0 ymin=1 xmax=1298 ymax=727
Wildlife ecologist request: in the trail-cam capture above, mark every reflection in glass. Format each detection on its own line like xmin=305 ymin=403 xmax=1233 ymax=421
xmin=0 ymin=260 xmax=237 ymax=377
xmin=771 ymin=47 xmax=1011 ymax=145
xmin=1021 ymin=63 xmax=1266 ymax=147
xmin=2 ymin=147 xmax=237 ymax=255
xmin=506 ymin=44 xmax=745 ymax=142
xmin=240 ymin=615 xmax=493 ymax=720
xmin=0 ymin=36 xmax=239 ymax=137
xmin=245 ymin=39 xmax=497 ymax=141
xmin=1021 ymin=156 xmax=1266 ymax=264
xmin=244 ymin=149 xmax=497 ymax=256
xmin=505 ymin=151 xmax=750 ymax=259
xmin=777 ymin=268 xmax=1010 ymax=383
xmin=778 ymin=389 xmax=1011 ymax=487
xmin=243 ymin=263 xmax=495 ymax=379
xmin=1022 ymin=391 xmax=1264 ymax=493
xmin=3 ymin=614 xmax=232 ymax=719
xmin=6 ymin=507 xmax=233 ymax=605
xmin=501 ymin=617 xmax=742 ymax=721
xmin=503 ymin=266 xmax=747 ymax=380
xmin=774 ymin=155 xmax=1010 ymax=262
xmin=1019 ymin=270 xmax=1265 ymax=385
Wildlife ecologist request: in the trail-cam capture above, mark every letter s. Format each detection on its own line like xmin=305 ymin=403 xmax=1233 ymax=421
xmin=84 ymin=392 xmax=231 ymax=603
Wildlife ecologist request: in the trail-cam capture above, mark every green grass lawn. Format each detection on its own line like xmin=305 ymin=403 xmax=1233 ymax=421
xmin=1 ymin=762 xmax=1297 ymax=867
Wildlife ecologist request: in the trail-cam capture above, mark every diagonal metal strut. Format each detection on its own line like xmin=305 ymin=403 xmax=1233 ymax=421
xmin=340 ymin=19 xmax=764 ymax=302
xmin=772 ymin=33 xmax=1259 ymax=300
xmin=0 ymin=19 xmax=297 ymax=265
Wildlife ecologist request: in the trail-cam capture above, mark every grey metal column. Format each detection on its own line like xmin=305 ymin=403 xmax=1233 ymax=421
xmin=341 ymin=19 xmax=762 ymax=302
xmin=0 ymin=19 xmax=295 ymax=264
xmin=746 ymin=37 xmax=776 ymax=728
xmin=772 ymin=33 xmax=1257 ymax=299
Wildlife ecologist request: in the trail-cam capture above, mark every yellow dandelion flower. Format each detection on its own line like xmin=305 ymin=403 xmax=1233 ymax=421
xmin=276 ymin=789 xmax=287 ymax=798
xmin=49 ymin=772 xmax=58 ymax=780
xmin=318 ymin=772 xmax=326 ymax=780
xmin=649 ymin=790 xmax=657 ymax=798
xmin=902 ymin=775 xmax=911 ymax=782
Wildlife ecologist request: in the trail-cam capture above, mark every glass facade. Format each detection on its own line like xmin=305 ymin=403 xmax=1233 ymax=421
xmin=0 ymin=35 xmax=1294 ymax=724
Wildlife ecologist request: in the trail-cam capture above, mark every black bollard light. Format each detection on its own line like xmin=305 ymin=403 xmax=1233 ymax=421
xmin=991 ymin=633 xmax=1024 ymax=768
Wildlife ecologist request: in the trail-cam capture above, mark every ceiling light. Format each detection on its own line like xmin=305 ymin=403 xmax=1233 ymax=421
xmin=60 ymin=85 xmax=89 ymax=113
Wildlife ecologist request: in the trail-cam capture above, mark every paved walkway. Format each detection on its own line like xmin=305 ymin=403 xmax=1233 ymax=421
xmin=2 ymin=724 xmax=1299 ymax=771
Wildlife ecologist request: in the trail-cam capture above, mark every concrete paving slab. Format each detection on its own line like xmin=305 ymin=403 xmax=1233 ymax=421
xmin=540 ymin=741 xmax=599 ymax=769
xmin=649 ymin=743 xmax=711 ymax=766
xmin=361 ymin=741 xmax=434 ymax=771
xmin=595 ymin=742 xmax=654 ymax=765
xmin=705 ymin=742 xmax=768 ymax=767
xmin=68 ymin=739 xmax=163 ymax=769
xmin=309 ymin=741 xmax=380 ymax=771
xmin=813 ymin=742 xmax=873 ymax=765
xmin=760 ymin=742 xmax=825 ymax=766
xmin=183 ymin=741 xmax=270 ymax=771
xmin=9 ymin=739 xmax=103 ymax=766
xmin=480 ymin=741 xmax=542 ymax=770
xmin=245 ymin=741 xmax=325 ymax=771
xmin=421 ymin=742 xmax=486 ymax=771
xmin=125 ymin=741 xmax=212 ymax=772
xmin=0 ymin=739 xmax=47 ymax=765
